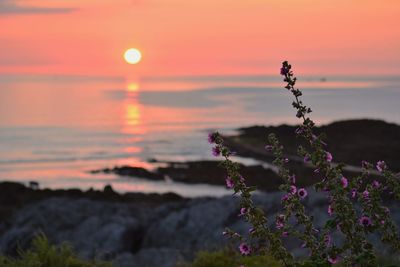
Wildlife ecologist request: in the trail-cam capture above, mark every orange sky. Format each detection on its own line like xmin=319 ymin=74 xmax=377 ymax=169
xmin=1 ymin=0 xmax=400 ymax=78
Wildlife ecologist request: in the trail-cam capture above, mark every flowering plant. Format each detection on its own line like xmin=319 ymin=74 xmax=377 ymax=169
xmin=208 ymin=61 xmax=400 ymax=266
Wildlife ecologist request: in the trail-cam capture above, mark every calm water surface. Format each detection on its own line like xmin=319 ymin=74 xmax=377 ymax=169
xmin=0 ymin=75 xmax=399 ymax=197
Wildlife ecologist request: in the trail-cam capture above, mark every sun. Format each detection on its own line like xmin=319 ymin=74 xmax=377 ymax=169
xmin=124 ymin=48 xmax=142 ymax=64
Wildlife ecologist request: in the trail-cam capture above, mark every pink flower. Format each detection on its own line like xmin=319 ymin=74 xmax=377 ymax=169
xmin=289 ymin=174 xmax=296 ymax=184
xmin=303 ymin=155 xmax=310 ymax=163
xmin=290 ymin=185 xmax=297 ymax=195
xmin=239 ymin=207 xmax=248 ymax=216
xmin=281 ymin=194 xmax=289 ymax=203
xmin=297 ymin=188 xmax=308 ymax=199
xmin=284 ymin=158 xmax=289 ymax=163
xmin=212 ymin=146 xmax=221 ymax=157
xmin=239 ymin=243 xmax=251 ymax=255
xmin=326 ymin=151 xmax=333 ymax=162
xmin=282 ymin=231 xmax=289 ymax=237
xmin=361 ymin=160 xmax=370 ymax=169
xmin=207 ymin=132 xmax=218 ymax=144
xmin=359 ymin=216 xmax=372 ymax=227
xmin=376 ymin=161 xmax=386 ymax=172
xmin=280 ymin=66 xmax=289 ymax=76
xmin=328 ymin=205 xmax=333 ymax=216
xmin=341 ymin=176 xmax=348 ymax=188
xmin=225 ymin=176 xmax=234 ymax=189
xmin=373 ymin=180 xmax=380 ymax=188
xmin=328 ymin=255 xmax=339 ymax=264
xmin=276 ymin=214 xmax=285 ymax=229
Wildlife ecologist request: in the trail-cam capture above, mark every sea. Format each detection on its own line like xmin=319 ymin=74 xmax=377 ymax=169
xmin=0 ymin=74 xmax=399 ymax=197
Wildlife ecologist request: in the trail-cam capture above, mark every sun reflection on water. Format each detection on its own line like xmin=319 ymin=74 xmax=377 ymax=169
xmin=116 ymin=81 xmax=148 ymax=172
xmin=127 ymin=82 xmax=139 ymax=92
xmin=121 ymin=82 xmax=145 ymax=135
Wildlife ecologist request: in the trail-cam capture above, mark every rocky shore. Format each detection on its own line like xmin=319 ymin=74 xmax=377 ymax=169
xmin=92 ymin=161 xmax=284 ymax=191
xmin=92 ymin=120 xmax=399 ymax=192
xmin=1 ymin=182 xmax=399 ymax=267
xmin=0 ymin=182 xmax=184 ymax=223
xmin=225 ymin=119 xmax=400 ymax=172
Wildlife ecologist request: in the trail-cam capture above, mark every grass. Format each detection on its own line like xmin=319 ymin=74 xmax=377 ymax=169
xmin=178 ymin=248 xmax=281 ymax=267
xmin=0 ymin=234 xmax=111 ymax=267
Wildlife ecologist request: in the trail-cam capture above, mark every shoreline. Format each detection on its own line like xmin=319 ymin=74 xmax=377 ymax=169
xmin=4 ymin=119 xmax=400 ymax=198
xmin=1 ymin=118 xmax=398 ymax=197
xmin=89 ymin=119 xmax=399 ymax=193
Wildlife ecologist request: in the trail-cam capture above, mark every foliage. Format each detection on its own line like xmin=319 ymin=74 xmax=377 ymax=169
xmin=0 ymin=234 xmax=111 ymax=267
xmin=208 ymin=61 xmax=400 ymax=266
xmin=179 ymin=248 xmax=281 ymax=267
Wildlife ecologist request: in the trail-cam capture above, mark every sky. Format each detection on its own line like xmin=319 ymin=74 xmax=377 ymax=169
xmin=1 ymin=0 xmax=400 ymax=190
xmin=1 ymin=0 xmax=400 ymax=78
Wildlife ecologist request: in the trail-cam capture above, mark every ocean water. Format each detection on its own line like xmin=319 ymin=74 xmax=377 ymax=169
xmin=0 ymin=74 xmax=399 ymax=197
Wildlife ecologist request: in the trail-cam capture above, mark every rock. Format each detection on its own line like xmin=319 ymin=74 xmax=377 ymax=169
xmin=0 ymin=189 xmax=399 ymax=266
xmin=157 ymin=161 xmax=283 ymax=191
xmin=103 ymin=184 xmax=115 ymax=194
xmin=143 ymin=197 xmax=240 ymax=251
xmin=0 ymin=226 xmax=36 ymax=256
xmin=94 ymin=161 xmax=283 ymax=191
xmin=92 ymin=166 xmax=165 ymax=181
xmin=0 ymin=198 xmax=144 ymax=260
xmin=228 ymin=119 xmax=400 ymax=172
xmin=0 ymin=181 xmax=185 ymax=216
